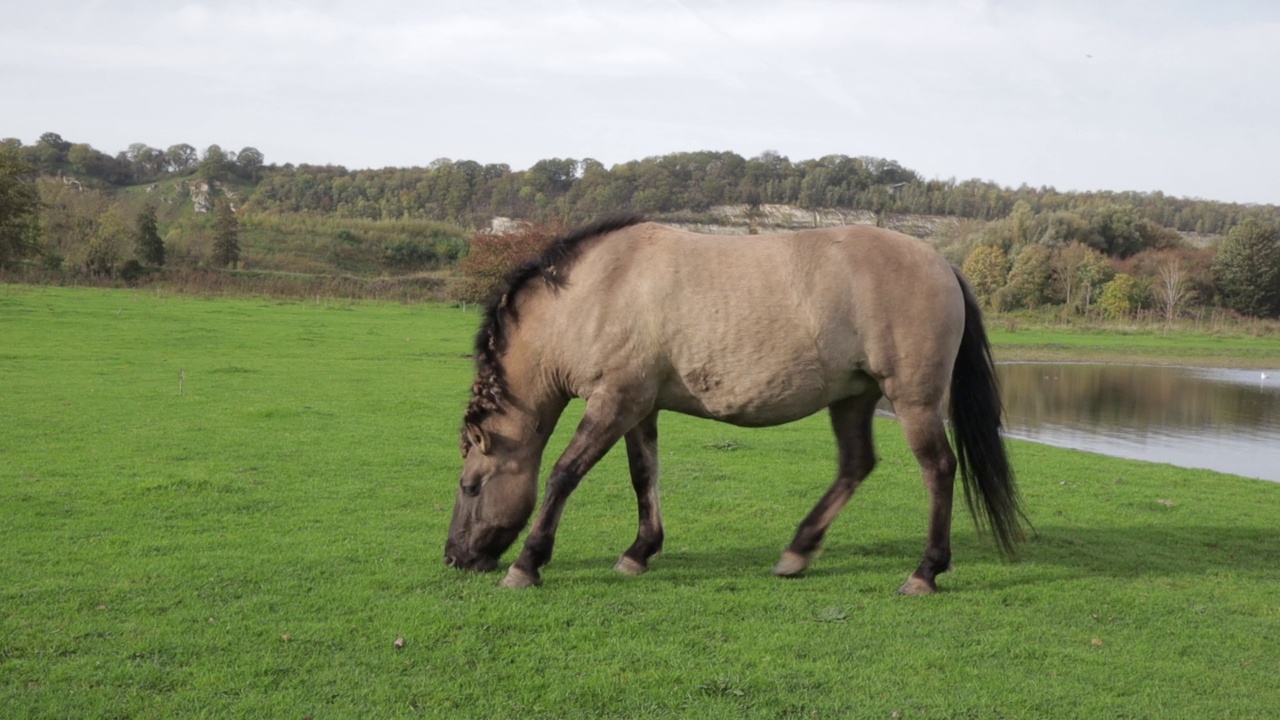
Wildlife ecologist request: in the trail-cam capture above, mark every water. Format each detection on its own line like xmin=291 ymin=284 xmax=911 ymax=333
xmin=996 ymin=363 xmax=1280 ymax=482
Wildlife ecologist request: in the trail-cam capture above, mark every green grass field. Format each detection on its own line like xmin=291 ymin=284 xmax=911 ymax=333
xmin=988 ymin=322 xmax=1280 ymax=368
xmin=2 ymin=285 xmax=1279 ymax=719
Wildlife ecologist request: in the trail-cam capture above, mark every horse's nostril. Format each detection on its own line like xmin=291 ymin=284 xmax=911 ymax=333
xmin=445 ymin=555 xmax=458 ymax=567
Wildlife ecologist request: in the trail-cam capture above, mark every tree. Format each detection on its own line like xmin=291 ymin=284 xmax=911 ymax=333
xmin=236 ymin=146 xmax=265 ymax=179
xmin=33 ymin=132 xmax=71 ymax=171
xmin=166 ymin=143 xmax=198 ymax=172
xmin=0 ymin=146 xmax=41 ymax=270
xmin=83 ymin=208 xmax=127 ymax=276
xmin=211 ymin=198 xmax=240 ymax=268
xmin=1036 ymin=211 xmax=1091 ymax=249
xmin=134 ymin=204 xmax=165 ymax=266
xmin=127 ymin=143 xmax=167 ymax=180
xmin=1008 ymin=200 xmax=1035 ymax=248
xmin=1000 ymin=243 xmax=1053 ymax=309
xmin=1136 ymin=219 xmax=1183 ymax=251
xmin=1087 ymin=203 xmax=1144 ymax=257
xmin=200 ymin=145 xmax=230 ymax=180
xmin=36 ymin=176 xmax=109 ymax=269
xmin=68 ymin=143 xmax=105 ymax=176
xmin=961 ymin=245 xmax=1010 ymax=308
xmin=1154 ymin=257 xmax=1194 ymax=322
xmin=1212 ymin=220 xmax=1280 ymax=318
xmin=1054 ymin=242 xmax=1113 ymax=310
xmin=1098 ymin=273 xmax=1148 ymax=319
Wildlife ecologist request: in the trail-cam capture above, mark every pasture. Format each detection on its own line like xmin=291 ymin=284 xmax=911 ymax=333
xmin=2 ymin=285 xmax=1278 ymax=718
xmin=987 ymin=322 xmax=1280 ymax=368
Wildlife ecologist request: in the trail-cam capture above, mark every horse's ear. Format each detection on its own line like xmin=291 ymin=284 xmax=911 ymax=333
xmin=465 ymin=423 xmax=491 ymax=455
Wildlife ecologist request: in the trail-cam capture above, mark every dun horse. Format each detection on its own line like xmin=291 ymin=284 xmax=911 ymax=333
xmin=445 ymin=216 xmax=1023 ymax=594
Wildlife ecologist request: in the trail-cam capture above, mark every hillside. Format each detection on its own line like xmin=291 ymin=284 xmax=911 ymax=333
xmin=7 ymin=135 xmax=1280 ymax=320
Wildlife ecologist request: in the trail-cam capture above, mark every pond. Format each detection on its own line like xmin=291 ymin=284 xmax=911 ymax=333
xmin=995 ymin=363 xmax=1280 ymax=483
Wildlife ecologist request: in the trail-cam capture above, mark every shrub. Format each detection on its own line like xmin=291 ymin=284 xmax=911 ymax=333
xmin=118 ymin=258 xmax=145 ymax=286
xmin=1098 ymin=273 xmax=1149 ymax=319
xmin=383 ymin=239 xmax=438 ymax=270
xmin=450 ymin=220 xmax=566 ymax=304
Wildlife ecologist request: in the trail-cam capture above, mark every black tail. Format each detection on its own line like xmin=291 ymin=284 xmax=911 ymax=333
xmin=949 ymin=268 xmax=1025 ymax=558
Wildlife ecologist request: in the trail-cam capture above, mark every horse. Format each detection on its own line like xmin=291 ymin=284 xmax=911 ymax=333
xmin=445 ymin=215 xmax=1023 ymax=594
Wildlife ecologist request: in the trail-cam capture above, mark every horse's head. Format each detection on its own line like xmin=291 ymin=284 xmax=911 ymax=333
xmin=444 ymin=422 xmax=538 ymax=572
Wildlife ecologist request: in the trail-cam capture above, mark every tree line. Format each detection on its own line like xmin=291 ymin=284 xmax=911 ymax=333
xmin=6 ymin=133 xmax=1278 ymax=233
xmin=246 ymin=152 xmax=1278 ymax=235
xmin=954 ymin=208 xmax=1280 ymax=320
xmin=2 ymin=132 xmax=1278 ymax=318
xmin=2 ymin=132 xmax=264 ymax=185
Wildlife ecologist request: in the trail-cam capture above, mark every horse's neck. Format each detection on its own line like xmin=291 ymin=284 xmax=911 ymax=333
xmin=496 ymin=336 xmax=567 ymax=450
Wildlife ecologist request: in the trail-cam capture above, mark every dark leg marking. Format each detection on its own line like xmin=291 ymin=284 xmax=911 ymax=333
xmin=774 ymin=392 xmax=880 ymax=577
xmin=502 ymin=392 xmax=651 ymax=588
xmin=616 ymin=411 xmax=663 ymax=575
xmin=894 ymin=403 xmax=957 ymax=596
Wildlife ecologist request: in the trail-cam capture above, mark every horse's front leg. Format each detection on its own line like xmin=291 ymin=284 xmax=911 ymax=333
xmin=502 ymin=393 xmax=651 ymax=588
xmin=614 ymin=411 xmax=663 ymax=576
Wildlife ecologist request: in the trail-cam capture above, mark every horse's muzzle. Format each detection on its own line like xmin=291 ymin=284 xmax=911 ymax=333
xmin=443 ymin=543 xmax=499 ymax=572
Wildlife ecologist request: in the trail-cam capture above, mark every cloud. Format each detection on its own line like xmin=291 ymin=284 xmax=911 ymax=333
xmin=1 ymin=0 xmax=1278 ymax=202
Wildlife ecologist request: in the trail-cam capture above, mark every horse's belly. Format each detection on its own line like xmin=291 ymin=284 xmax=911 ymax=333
xmin=657 ymin=363 xmax=876 ymax=427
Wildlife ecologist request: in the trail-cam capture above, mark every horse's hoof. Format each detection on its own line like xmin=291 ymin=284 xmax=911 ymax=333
xmin=896 ymin=576 xmax=937 ymax=596
xmin=613 ymin=555 xmax=648 ymax=576
xmin=772 ymin=550 xmax=810 ymax=577
xmin=499 ymin=567 xmax=541 ymax=589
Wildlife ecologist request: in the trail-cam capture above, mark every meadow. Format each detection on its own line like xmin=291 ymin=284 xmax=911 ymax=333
xmin=2 ymin=285 xmax=1278 ymax=719
xmin=988 ymin=321 xmax=1280 ymax=368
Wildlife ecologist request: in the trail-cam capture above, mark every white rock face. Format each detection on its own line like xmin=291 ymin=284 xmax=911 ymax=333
xmin=187 ymin=180 xmax=238 ymax=213
xmin=671 ymin=204 xmax=961 ymax=239
xmin=489 ymin=216 xmax=524 ymax=233
xmin=189 ymin=180 xmax=212 ymax=213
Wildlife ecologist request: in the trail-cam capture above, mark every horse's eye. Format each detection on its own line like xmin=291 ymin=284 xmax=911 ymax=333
xmin=461 ymin=482 xmax=480 ymax=498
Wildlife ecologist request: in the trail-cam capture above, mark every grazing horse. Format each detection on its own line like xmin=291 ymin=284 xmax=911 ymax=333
xmin=445 ymin=216 xmax=1023 ymax=594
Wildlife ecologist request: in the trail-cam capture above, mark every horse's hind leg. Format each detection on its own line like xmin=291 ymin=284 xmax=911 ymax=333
xmin=774 ymin=393 xmax=880 ymax=577
xmin=615 ymin=411 xmax=664 ymax=575
xmin=894 ymin=403 xmax=957 ymax=595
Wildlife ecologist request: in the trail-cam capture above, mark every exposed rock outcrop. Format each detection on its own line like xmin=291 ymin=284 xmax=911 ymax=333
xmin=186 ymin=180 xmax=238 ymax=213
xmin=670 ymin=204 xmax=961 ymax=239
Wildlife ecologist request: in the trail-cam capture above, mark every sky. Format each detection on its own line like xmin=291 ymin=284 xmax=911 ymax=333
xmin=3 ymin=0 xmax=1279 ymax=205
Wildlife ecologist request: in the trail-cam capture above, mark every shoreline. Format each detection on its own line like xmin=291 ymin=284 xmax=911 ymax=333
xmin=992 ymin=345 xmax=1280 ymax=369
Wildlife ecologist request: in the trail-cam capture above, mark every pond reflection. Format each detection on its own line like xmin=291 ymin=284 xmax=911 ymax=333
xmin=996 ymin=363 xmax=1280 ymax=482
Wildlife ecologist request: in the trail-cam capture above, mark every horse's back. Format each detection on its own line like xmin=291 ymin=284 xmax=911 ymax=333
xmin=547 ymin=222 xmax=964 ymax=423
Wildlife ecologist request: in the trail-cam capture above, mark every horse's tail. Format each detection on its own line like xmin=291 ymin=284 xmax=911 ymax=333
xmin=949 ymin=268 xmax=1025 ymax=558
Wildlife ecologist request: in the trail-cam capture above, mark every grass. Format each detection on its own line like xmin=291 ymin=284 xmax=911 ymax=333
xmin=2 ymin=285 xmax=1279 ymax=718
xmin=988 ymin=321 xmax=1280 ymax=368
xmin=0 ymin=266 xmax=453 ymax=305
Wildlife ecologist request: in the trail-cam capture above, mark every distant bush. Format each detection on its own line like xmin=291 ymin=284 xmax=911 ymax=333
xmin=118 ymin=258 xmax=145 ymax=286
xmin=1098 ymin=273 xmax=1150 ymax=319
xmin=383 ymin=239 xmax=438 ymax=270
xmin=450 ymin=221 xmax=566 ymax=304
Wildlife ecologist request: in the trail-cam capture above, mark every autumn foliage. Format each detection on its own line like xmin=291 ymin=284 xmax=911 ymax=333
xmin=451 ymin=220 xmax=567 ymax=304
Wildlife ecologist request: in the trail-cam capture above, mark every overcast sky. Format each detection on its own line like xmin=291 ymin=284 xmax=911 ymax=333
xmin=3 ymin=1 xmax=1278 ymax=205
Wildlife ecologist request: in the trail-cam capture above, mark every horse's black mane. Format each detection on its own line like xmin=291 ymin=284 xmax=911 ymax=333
xmin=460 ymin=214 xmax=646 ymax=454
